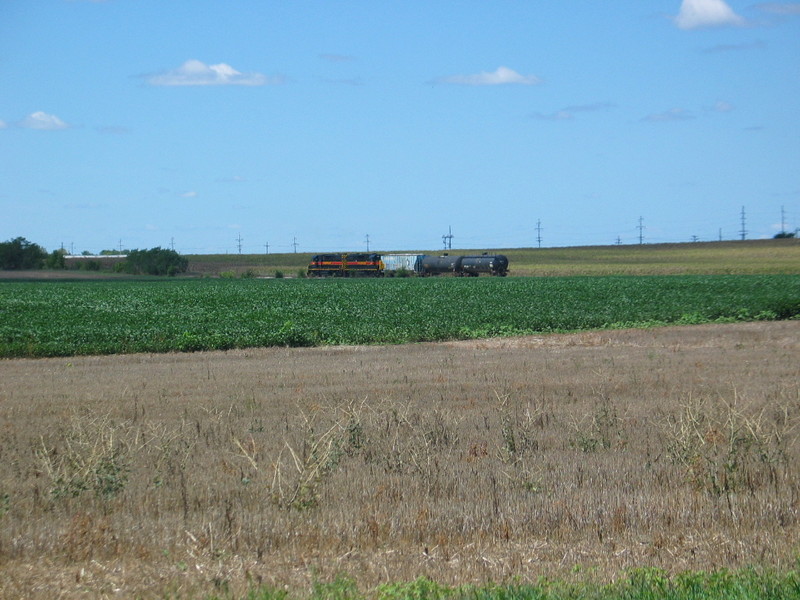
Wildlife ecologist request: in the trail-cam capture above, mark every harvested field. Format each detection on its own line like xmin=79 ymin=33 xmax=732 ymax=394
xmin=1 ymin=321 xmax=799 ymax=598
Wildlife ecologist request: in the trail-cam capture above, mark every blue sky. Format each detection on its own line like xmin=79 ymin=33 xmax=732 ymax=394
xmin=1 ymin=1 xmax=798 ymax=254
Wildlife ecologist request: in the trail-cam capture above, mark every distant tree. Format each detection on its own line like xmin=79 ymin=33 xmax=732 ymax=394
xmin=45 ymin=249 xmax=67 ymax=269
xmin=0 ymin=237 xmax=47 ymax=270
xmin=120 ymin=247 xmax=188 ymax=276
xmin=774 ymin=232 xmax=795 ymax=239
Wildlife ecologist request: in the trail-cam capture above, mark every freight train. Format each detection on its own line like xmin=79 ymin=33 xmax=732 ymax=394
xmin=307 ymin=252 xmax=509 ymax=277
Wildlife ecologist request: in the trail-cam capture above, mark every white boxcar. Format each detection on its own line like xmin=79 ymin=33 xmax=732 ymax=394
xmin=381 ymin=254 xmax=424 ymax=274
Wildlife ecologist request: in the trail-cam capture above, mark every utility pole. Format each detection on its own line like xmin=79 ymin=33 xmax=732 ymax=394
xmin=119 ymin=239 xmax=123 ymax=253
xmin=264 ymin=242 xmax=269 ymax=255
xmin=292 ymin=237 xmax=298 ymax=253
xmin=719 ymin=228 xmax=723 ymax=242
xmin=536 ymin=219 xmax=543 ymax=248
xmin=739 ymin=206 xmax=747 ymax=241
xmin=781 ymin=205 xmax=787 ymax=235
xmin=615 ymin=236 xmax=622 ymax=246
xmin=637 ymin=216 xmax=645 ymax=245
xmin=442 ymin=226 xmax=453 ymax=250
xmin=365 ymin=234 xmax=370 ymax=252
xmin=236 ymin=233 xmax=243 ymax=254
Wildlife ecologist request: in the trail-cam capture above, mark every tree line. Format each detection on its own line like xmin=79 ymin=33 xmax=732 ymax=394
xmin=0 ymin=237 xmax=188 ymax=276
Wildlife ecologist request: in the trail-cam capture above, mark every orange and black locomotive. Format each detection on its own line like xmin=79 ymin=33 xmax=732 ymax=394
xmin=306 ymin=253 xmax=385 ymax=277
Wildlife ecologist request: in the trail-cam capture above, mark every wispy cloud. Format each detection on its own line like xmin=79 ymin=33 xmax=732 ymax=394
xmin=319 ymin=53 xmax=356 ymax=63
xmin=755 ymin=2 xmax=800 ymax=15
xmin=674 ymin=0 xmax=746 ymax=29
xmin=96 ymin=125 xmax=130 ymax=135
xmin=19 ymin=111 xmax=70 ymax=130
xmin=147 ymin=59 xmax=278 ymax=86
xmin=324 ymin=77 xmax=365 ymax=86
xmin=0 ymin=119 xmax=7 ymax=130
xmin=531 ymin=102 xmax=616 ymax=121
xmin=433 ymin=66 xmax=541 ymax=86
xmin=707 ymin=100 xmax=734 ymax=112
xmin=701 ymin=40 xmax=767 ymax=53
xmin=642 ymin=108 xmax=695 ymax=122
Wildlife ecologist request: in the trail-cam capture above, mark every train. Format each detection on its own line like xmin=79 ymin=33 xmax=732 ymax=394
xmin=307 ymin=252 xmax=509 ymax=277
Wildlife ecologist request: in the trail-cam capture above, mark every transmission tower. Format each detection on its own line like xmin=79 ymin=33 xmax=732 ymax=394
xmin=781 ymin=205 xmax=787 ymax=235
xmin=365 ymin=234 xmax=370 ymax=252
xmin=236 ymin=233 xmax=243 ymax=254
xmin=292 ymin=237 xmax=299 ymax=253
xmin=637 ymin=216 xmax=645 ymax=245
xmin=739 ymin=206 xmax=747 ymax=240
xmin=536 ymin=219 xmax=542 ymax=248
xmin=442 ymin=226 xmax=454 ymax=250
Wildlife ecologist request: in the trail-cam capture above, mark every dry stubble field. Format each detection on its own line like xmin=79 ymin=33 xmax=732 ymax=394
xmin=1 ymin=321 xmax=799 ymax=598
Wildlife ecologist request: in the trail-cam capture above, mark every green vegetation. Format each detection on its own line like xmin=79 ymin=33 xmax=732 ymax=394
xmin=0 ymin=237 xmax=48 ymax=270
xmin=218 ymin=569 xmax=800 ymax=599
xmin=116 ymin=246 xmax=188 ymax=276
xmin=184 ymin=239 xmax=800 ymax=277
xmin=1 ymin=275 xmax=798 ymax=357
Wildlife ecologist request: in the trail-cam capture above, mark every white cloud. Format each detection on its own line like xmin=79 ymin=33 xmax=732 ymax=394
xmin=531 ymin=102 xmax=615 ymax=121
xmin=19 ymin=111 xmax=70 ymax=130
xmin=756 ymin=2 xmax=800 ymax=15
xmin=147 ymin=59 xmax=276 ymax=86
xmin=675 ymin=0 xmax=746 ymax=29
xmin=435 ymin=66 xmax=541 ymax=86
xmin=701 ymin=40 xmax=766 ymax=53
xmin=642 ymin=108 xmax=695 ymax=122
xmin=709 ymin=100 xmax=734 ymax=112
xmin=0 ymin=119 xmax=7 ymax=129
xmin=319 ymin=53 xmax=356 ymax=62
xmin=180 ymin=191 xmax=198 ymax=198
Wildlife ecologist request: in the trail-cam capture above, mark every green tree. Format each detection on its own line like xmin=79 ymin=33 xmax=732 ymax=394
xmin=120 ymin=247 xmax=188 ymax=276
xmin=45 ymin=249 xmax=67 ymax=270
xmin=0 ymin=237 xmax=48 ymax=270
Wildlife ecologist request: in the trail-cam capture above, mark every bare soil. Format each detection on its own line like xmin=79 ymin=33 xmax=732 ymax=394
xmin=1 ymin=321 xmax=798 ymax=598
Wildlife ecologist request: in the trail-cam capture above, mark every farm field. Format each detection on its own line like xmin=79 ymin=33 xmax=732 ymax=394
xmin=1 ymin=275 xmax=799 ymax=358
xmin=182 ymin=239 xmax=800 ymax=278
xmin=0 ymin=321 xmax=798 ymax=598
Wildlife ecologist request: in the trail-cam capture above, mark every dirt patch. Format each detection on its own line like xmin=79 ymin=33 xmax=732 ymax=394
xmin=1 ymin=321 xmax=798 ymax=598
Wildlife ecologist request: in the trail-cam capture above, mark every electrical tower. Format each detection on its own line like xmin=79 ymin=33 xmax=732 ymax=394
xmin=637 ymin=216 xmax=645 ymax=245
xmin=442 ymin=226 xmax=453 ymax=250
xmin=781 ymin=205 xmax=787 ymax=235
xmin=739 ymin=206 xmax=747 ymax=240
xmin=264 ymin=242 xmax=270 ymax=255
xmin=536 ymin=219 xmax=542 ymax=248
xmin=292 ymin=237 xmax=299 ymax=253
xmin=365 ymin=234 xmax=370 ymax=252
xmin=236 ymin=233 xmax=243 ymax=254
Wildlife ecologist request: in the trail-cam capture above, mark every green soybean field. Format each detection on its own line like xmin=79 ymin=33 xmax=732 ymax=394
xmin=2 ymin=275 xmax=798 ymax=358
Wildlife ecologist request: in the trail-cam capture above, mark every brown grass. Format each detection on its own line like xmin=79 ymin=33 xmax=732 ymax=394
xmin=1 ymin=321 xmax=799 ymax=598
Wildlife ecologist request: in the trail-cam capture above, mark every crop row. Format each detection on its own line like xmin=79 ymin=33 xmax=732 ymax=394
xmin=1 ymin=275 xmax=798 ymax=357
